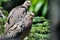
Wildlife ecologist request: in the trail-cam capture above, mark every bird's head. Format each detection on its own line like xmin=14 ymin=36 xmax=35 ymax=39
xmin=23 ymin=1 xmax=31 ymax=8
xmin=26 ymin=12 xmax=34 ymax=19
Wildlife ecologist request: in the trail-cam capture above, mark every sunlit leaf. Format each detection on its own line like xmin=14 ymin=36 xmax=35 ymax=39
xmin=34 ymin=1 xmax=44 ymax=15
xmin=42 ymin=2 xmax=48 ymax=16
xmin=30 ymin=0 xmax=38 ymax=6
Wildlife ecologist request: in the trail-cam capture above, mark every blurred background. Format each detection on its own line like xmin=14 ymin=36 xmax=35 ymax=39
xmin=0 ymin=0 xmax=50 ymax=40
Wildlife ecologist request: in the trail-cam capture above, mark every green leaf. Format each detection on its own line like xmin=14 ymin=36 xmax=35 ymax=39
xmin=30 ymin=0 xmax=39 ymax=6
xmin=33 ymin=16 xmax=46 ymax=23
xmin=42 ymin=2 xmax=48 ymax=16
xmin=34 ymin=1 xmax=44 ymax=15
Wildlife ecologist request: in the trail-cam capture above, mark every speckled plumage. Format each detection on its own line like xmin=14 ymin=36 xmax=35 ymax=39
xmin=0 ymin=11 xmax=34 ymax=40
xmin=5 ymin=0 xmax=31 ymax=34
xmin=6 ymin=12 xmax=34 ymax=39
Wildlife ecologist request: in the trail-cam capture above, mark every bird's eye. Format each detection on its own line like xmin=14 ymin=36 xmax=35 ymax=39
xmin=27 ymin=2 xmax=31 ymax=4
xmin=30 ymin=14 xmax=32 ymax=16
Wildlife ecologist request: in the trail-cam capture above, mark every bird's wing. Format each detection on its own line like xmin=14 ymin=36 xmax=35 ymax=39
xmin=5 ymin=6 xmax=27 ymax=34
xmin=6 ymin=12 xmax=34 ymax=39
xmin=8 ymin=6 xmax=27 ymax=24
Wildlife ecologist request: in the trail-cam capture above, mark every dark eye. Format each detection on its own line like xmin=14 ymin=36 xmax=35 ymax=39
xmin=30 ymin=14 xmax=32 ymax=16
xmin=27 ymin=2 xmax=30 ymax=4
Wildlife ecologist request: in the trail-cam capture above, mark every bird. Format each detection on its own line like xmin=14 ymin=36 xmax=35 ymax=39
xmin=18 ymin=12 xmax=34 ymax=40
xmin=0 ymin=11 xmax=34 ymax=40
xmin=7 ymin=12 xmax=34 ymax=37
xmin=5 ymin=0 xmax=31 ymax=34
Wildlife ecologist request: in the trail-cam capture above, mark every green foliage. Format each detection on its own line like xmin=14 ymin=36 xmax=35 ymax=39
xmin=0 ymin=0 xmax=11 ymax=6
xmin=3 ymin=10 xmax=9 ymax=17
xmin=0 ymin=18 xmax=7 ymax=35
xmin=29 ymin=0 xmax=48 ymax=16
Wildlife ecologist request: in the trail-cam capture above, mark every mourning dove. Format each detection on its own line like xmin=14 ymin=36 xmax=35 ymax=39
xmin=5 ymin=0 xmax=31 ymax=34
xmin=6 ymin=12 xmax=34 ymax=40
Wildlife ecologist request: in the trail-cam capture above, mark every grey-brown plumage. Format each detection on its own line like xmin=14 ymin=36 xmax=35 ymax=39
xmin=0 ymin=12 xmax=34 ymax=40
xmin=18 ymin=12 xmax=34 ymax=40
xmin=5 ymin=0 xmax=31 ymax=34
xmin=6 ymin=12 xmax=34 ymax=39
